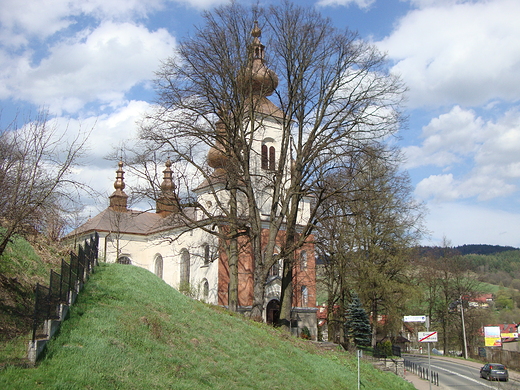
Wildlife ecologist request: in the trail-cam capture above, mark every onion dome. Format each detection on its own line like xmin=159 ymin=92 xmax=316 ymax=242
xmin=207 ymin=119 xmax=229 ymax=173
xmin=241 ymin=22 xmax=278 ymax=97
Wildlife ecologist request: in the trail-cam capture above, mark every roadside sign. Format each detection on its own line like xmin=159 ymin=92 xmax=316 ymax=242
xmin=404 ymin=315 xmax=426 ymax=322
xmin=418 ymin=331 xmax=438 ymax=343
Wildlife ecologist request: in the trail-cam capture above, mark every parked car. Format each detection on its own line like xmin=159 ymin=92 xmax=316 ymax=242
xmin=480 ymin=363 xmax=509 ymax=381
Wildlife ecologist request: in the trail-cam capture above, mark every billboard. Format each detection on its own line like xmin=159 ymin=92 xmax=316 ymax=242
xmin=484 ymin=326 xmax=502 ymax=347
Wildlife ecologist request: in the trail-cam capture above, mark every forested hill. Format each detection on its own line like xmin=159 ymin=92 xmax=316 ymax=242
xmin=418 ymin=244 xmax=518 ymax=257
xmin=454 ymin=244 xmax=519 ymax=255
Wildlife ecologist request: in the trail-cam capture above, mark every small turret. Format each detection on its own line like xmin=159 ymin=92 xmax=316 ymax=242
xmin=109 ymin=160 xmax=128 ymax=212
xmin=156 ymin=158 xmax=180 ymax=216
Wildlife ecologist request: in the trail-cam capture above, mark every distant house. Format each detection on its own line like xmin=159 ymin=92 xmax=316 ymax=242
xmin=468 ymin=293 xmax=494 ymax=308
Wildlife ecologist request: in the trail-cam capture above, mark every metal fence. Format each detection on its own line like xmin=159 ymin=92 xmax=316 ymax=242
xmin=31 ymin=233 xmax=99 ymax=342
xmin=404 ymin=358 xmax=440 ymax=386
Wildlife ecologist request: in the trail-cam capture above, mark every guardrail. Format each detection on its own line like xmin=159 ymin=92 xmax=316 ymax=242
xmin=404 ymin=358 xmax=439 ymax=386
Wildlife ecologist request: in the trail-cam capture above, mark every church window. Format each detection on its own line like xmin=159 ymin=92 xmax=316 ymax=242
xmin=300 ymin=250 xmax=307 ymax=271
xmin=154 ymin=254 xmax=163 ymax=279
xmin=203 ymin=244 xmax=210 ymax=266
xmin=268 ymin=261 xmax=279 ymax=277
xmin=180 ymin=248 xmax=190 ymax=284
xmin=269 ymin=146 xmax=275 ymax=170
xmin=301 ymin=285 xmax=309 ymax=307
xmin=117 ymin=255 xmax=131 ymax=265
xmin=202 ymin=279 xmax=209 ymax=300
xmin=261 ymin=144 xmax=268 ymax=169
xmin=261 ymin=141 xmax=276 ymax=171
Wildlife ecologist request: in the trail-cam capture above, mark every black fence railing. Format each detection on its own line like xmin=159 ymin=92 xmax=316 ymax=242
xmin=31 ymin=233 xmax=99 ymax=342
xmin=404 ymin=359 xmax=440 ymax=386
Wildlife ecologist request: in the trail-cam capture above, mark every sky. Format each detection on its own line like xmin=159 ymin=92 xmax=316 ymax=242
xmin=1 ymin=0 xmax=519 ymax=248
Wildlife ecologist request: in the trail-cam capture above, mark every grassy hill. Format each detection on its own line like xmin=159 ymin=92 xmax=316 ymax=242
xmin=0 ymin=263 xmax=414 ymax=389
xmin=0 ymin=234 xmax=63 ymax=343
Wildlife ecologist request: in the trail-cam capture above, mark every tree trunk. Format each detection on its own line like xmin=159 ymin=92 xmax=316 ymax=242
xmin=0 ymin=225 xmax=16 ymax=257
xmin=228 ymin=236 xmax=239 ymax=312
xmin=371 ymin=299 xmax=378 ymax=348
xmin=279 ymin=193 xmax=299 ymax=331
xmin=279 ymin=251 xmax=294 ymax=330
xmin=228 ymin=187 xmax=239 ymax=312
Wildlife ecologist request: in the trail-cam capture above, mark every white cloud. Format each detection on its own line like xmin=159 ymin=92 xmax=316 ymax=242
xmin=378 ymin=0 xmax=520 ymax=107
xmin=407 ymin=105 xmax=520 ymax=202
xmin=0 ymin=0 xmax=169 ymax=47
xmin=48 ymin=100 xmax=153 ymax=211
xmin=415 ymin=173 xmax=459 ymax=201
xmin=422 ymin=202 xmax=520 ymax=247
xmin=316 ymin=0 xmax=375 ymax=8
xmin=406 ymin=0 xmax=472 ymax=8
xmin=58 ymin=100 xmax=151 ymax=167
xmin=1 ymin=22 xmax=176 ymax=114
xmin=173 ymin=0 xmax=229 ymax=9
xmin=403 ymin=105 xmax=484 ymax=169
xmin=475 ymin=109 xmax=520 ymax=169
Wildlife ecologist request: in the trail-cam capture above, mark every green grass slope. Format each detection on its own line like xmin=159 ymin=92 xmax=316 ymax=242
xmin=0 ymin=234 xmax=60 ymax=343
xmin=0 ymin=263 xmax=414 ymax=389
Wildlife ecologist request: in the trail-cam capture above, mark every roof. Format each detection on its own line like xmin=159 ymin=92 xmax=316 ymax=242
xmin=65 ymin=206 xmax=197 ymax=238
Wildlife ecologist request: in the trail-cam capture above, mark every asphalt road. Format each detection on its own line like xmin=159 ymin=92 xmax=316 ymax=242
xmin=405 ymin=355 xmax=520 ymax=389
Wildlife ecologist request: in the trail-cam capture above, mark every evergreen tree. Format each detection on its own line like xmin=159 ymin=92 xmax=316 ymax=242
xmin=345 ymin=293 xmax=372 ymax=347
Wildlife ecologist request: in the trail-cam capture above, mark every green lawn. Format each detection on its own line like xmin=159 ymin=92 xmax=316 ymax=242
xmin=0 ymin=263 xmax=415 ymax=389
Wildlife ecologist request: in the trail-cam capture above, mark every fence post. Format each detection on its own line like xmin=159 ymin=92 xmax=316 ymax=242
xmin=28 ymin=235 xmax=99 ymax=363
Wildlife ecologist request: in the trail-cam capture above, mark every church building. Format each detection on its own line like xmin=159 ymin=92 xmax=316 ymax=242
xmin=67 ymin=23 xmax=317 ymax=338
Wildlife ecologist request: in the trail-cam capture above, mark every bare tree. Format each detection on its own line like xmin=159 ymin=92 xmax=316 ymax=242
xmin=0 ymin=110 xmax=88 ymax=257
xmin=136 ymin=1 xmax=406 ymax=322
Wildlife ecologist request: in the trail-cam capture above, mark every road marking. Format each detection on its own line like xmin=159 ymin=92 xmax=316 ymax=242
xmin=428 ymin=363 xmax=498 ymax=389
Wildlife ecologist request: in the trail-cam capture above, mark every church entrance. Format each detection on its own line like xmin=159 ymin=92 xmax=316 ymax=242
xmin=266 ymin=299 xmax=280 ymax=325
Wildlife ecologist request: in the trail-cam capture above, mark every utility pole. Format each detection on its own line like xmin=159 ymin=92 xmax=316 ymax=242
xmin=460 ymin=295 xmax=468 ymax=359
xmin=426 ymin=315 xmax=431 ymax=390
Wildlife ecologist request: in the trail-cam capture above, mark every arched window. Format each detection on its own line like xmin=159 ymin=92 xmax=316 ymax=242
xmin=261 ymin=140 xmax=276 ymax=171
xmin=117 ymin=255 xmax=131 ymax=265
xmin=203 ymin=244 xmax=210 ymax=266
xmin=300 ymin=250 xmax=307 ymax=271
xmin=268 ymin=260 xmax=279 ymax=277
xmin=261 ymin=144 xmax=268 ymax=170
xmin=180 ymin=248 xmax=190 ymax=284
xmin=202 ymin=279 xmax=209 ymax=300
xmin=154 ymin=254 xmax=163 ymax=279
xmin=269 ymin=146 xmax=275 ymax=170
xmin=301 ymin=285 xmax=309 ymax=307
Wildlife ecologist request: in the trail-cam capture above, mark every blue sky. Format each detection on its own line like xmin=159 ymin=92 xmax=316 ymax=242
xmin=1 ymin=0 xmax=520 ymax=247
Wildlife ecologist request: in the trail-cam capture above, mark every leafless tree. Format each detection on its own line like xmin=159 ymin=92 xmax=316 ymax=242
xmin=135 ymin=1 xmax=406 ymax=322
xmin=0 ymin=110 xmax=88 ymax=257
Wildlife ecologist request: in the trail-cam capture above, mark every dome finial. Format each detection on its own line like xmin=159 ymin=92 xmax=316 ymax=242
xmin=157 ymin=158 xmax=179 ymax=216
xmin=109 ymin=160 xmax=128 ymax=212
xmin=239 ymin=22 xmax=278 ymax=97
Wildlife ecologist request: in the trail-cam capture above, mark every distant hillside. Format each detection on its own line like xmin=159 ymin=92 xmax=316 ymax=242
xmin=454 ymin=244 xmax=519 ymax=255
xmin=0 ymin=263 xmax=414 ymax=389
xmin=418 ymin=244 xmax=518 ymax=258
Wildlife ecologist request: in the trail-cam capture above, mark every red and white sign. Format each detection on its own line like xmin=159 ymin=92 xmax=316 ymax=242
xmin=418 ymin=331 xmax=438 ymax=342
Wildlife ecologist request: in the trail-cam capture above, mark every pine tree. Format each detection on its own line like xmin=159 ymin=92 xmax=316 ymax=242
xmin=345 ymin=293 xmax=372 ymax=347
